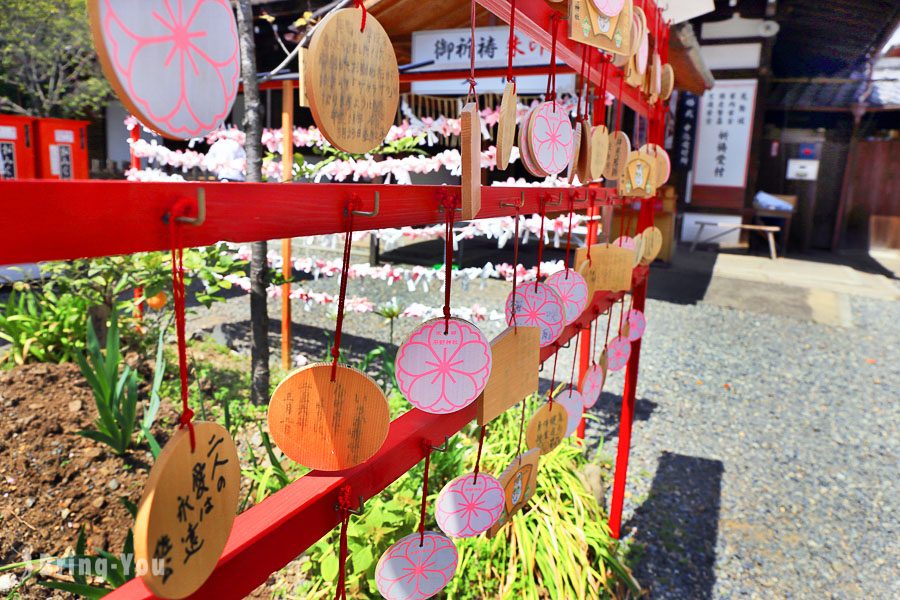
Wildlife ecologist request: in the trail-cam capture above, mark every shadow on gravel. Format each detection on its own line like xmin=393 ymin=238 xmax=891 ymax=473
xmin=585 ymin=391 xmax=657 ymax=439
xmin=626 ymin=452 xmax=723 ymax=600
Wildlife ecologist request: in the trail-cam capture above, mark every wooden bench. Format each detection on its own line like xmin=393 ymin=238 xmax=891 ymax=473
xmin=690 ymin=221 xmax=782 ymax=260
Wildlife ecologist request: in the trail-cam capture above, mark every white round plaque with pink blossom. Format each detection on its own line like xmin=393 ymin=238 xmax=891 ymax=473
xmin=580 ymin=363 xmax=606 ymax=408
xmin=528 ymin=101 xmax=575 ymax=176
xmin=505 ymin=282 xmax=566 ymax=347
xmin=545 ymin=269 xmax=589 ymax=325
xmin=555 ymin=387 xmax=585 ymax=437
xmin=435 ymin=473 xmax=504 ymax=538
xmin=606 ymin=335 xmax=632 ymax=371
xmin=375 ymin=531 xmax=458 ymax=600
xmin=395 ymin=318 xmax=492 ymax=414
xmin=624 ymin=309 xmax=646 ymax=341
xmin=89 ymin=0 xmax=241 ymax=140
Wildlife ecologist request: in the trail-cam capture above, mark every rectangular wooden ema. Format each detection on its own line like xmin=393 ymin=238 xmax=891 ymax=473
xmin=477 ymin=326 xmax=540 ymax=426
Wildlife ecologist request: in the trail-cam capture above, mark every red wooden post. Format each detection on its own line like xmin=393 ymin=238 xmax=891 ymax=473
xmin=281 ymin=80 xmax=294 ymax=370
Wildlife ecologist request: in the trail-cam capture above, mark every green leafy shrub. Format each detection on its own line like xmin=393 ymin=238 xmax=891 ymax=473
xmin=294 ymin=398 xmax=639 ymax=599
xmin=0 ymin=283 xmax=89 ymax=365
xmin=74 ymin=315 xmax=139 ymax=455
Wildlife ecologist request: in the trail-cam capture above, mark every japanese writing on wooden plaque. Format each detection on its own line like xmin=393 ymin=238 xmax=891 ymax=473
xmin=134 ymin=422 xmax=240 ymax=599
xmin=578 ymin=244 xmax=634 ymax=293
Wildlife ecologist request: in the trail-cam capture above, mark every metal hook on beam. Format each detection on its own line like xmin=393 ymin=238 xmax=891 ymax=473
xmin=163 ymin=187 xmax=206 ymax=226
xmin=500 ymin=191 xmax=526 ymax=209
xmin=334 ymin=494 xmax=366 ymax=516
xmin=345 ymin=192 xmax=380 ymax=217
xmin=426 ymin=435 xmax=450 ymax=453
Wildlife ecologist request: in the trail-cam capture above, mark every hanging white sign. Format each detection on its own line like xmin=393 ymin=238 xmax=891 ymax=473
xmin=692 ymin=79 xmax=757 ymax=188
xmin=410 ymin=26 xmax=575 ymax=95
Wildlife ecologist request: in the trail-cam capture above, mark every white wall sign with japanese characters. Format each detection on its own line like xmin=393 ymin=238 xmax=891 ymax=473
xmin=692 ymin=79 xmax=757 ymax=188
xmin=410 ymin=26 xmax=575 ymax=95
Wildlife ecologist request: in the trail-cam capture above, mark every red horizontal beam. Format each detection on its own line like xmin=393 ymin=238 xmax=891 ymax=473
xmin=0 ymin=180 xmax=622 ymax=266
xmin=105 ymin=268 xmax=647 ymax=600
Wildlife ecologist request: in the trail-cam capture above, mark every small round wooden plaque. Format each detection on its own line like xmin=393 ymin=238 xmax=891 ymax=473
xmin=526 ymin=401 xmax=568 ymax=455
xmin=604 ymin=130 xmax=631 ymax=180
xmin=568 ymin=121 xmax=583 ymax=184
xmin=519 ymin=106 xmax=543 ymax=177
xmin=641 ymin=226 xmax=664 ymax=263
xmin=267 ymin=363 xmax=390 ymax=471
xmin=661 ymin=64 xmax=675 ymax=100
xmin=528 ymin=101 xmax=574 ymax=176
xmin=577 ymin=118 xmax=593 ymax=181
xmin=591 ymin=125 xmax=610 ymax=181
xmin=134 ymin=422 xmax=240 ymax=599
xmin=305 ymin=9 xmax=399 ymax=154
xmin=496 ymin=82 xmax=518 ymax=170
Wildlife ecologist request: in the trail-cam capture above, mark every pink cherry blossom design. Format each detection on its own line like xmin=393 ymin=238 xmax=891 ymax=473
xmin=376 ymin=531 xmax=458 ymax=600
xmin=606 ymin=336 xmax=632 ymax=371
xmin=591 ymin=0 xmax=625 ymax=16
xmin=529 ymin=102 xmax=574 ymax=176
xmin=613 ymin=236 xmax=636 ymax=250
xmin=555 ymin=387 xmax=584 ymax=436
xmin=580 ymin=363 xmax=606 ymax=408
xmin=624 ymin=309 xmax=646 ymax=341
xmin=505 ymin=282 xmax=566 ymax=347
xmin=97 ymin=0 xmax=240 ymax=139
xmin=545 ymin=270 xmax=589 ymax=325
xmin=396 ymin=318 xmax=492 ymax=414
xmin=435 ymin=473 xmax=504 ymax=538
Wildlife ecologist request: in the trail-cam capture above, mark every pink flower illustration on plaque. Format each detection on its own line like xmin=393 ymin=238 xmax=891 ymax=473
xmin=545 ymin=270 xmax=589 ymax=325
xmin=591 ymin=0 xmax=625 ymax=16
xmin=624 ymin=309 xmax=646 ymax=341
xmin=376 ymin=531 xmax=458 ymax=600
xmin=606 ymin=336 xmax=632 ymax=371
xmin=529 ymin=102 xmax=574 ymax=176
xmin=580 ymin=363 xmax=606 ymax=408
xmin=555 ymin=387 xmax=585 ymax=437
xmin=396 ymin=318 xmax=492 ymax=414
xmin=435 ymin=473 xmax=504 ymax=538
xmin=505 ymin=282 xmax=566 ymax=347
xmin=96 ymin=0 xmax=240 ymax=139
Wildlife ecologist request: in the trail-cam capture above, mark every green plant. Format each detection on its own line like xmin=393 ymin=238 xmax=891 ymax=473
xmin=138 ymin=323 xmax=168 ymax=459
xmin=242 ymin=423 xmax=298 ymax=508
xmin=374 ymin=298 xmax=404 ymax=346
xmin=293 ymin=399 xmax=639 ymax=599
xmin=38 ymin=498 xmax=140 ymax=598
xmin=0 ymin=283 xmax=89 ymax=365
xmin=74 ymin=315 xmax=139 ymax=455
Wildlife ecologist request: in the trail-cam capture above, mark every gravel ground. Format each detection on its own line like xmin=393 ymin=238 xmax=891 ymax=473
xmin=187 ymin=241 xmax=900 ymax=599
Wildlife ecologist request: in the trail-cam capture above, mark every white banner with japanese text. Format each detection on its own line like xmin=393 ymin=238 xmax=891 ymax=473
xmin=692 ymin=79 xmax=757 ymax=188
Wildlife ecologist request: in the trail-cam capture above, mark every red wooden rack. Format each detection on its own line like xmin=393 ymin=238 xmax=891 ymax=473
xmin=0 ymin=1 xmax=669 ymax=597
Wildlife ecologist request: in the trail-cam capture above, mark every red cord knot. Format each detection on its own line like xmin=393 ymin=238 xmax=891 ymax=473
xmin=354 ymin=0 xmax=367 ymax=32
xmin=179 ymin=408 xmax=195 ymax=426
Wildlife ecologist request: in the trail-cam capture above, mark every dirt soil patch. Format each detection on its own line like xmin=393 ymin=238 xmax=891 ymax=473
xmin=0 ymin=363 xmax=178 ymax=568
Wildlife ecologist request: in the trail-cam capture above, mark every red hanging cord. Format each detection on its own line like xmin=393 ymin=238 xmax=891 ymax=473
xmin=604 ymin=303 xmax=613 ymax=347
xmin=331 ymin=209 xmax=355 ymax=381
xmin=511 ymin=209 xmax=520 ymax=329
xmin=568 ymin=329 xmax=580 ymax=387
xmin=547 ymin=351 xmax=559 ymax=406
xmin=591 ymin=308 xmax=603 ymax=365
xmin=546 ymin=14 xmax=559 ymax=104
xmin=168 ymin=201 xmax=195 ymax=451
xmin=333 ymin=486 xmax=352 ymax=600
xmin=535 ymin=196 xmax=547 ymax=291
xmin=516 ymin=395 xmax=527 ymax=457
xmin=599 ymin=55 xmax=610 ymax=126
xmin=442 ymin=195 xmax=455 ymax=334
xmin=418 ymin=448 xmax=432 ymax=546
xmin=472 ymin=425 xmax=487 ymax=483
xmin=467 ymin=0 xmax=477 ymax=102
xmin=618 ymin=296 xmax=626 ymax=332
xmin=506 ymin=0 xmax=517 ymax=89
xmin=564 ymin=196 xmax=574 ymax=276
xmin=353 ymin=0 xmax=366 ymax=32
xmin=577 ymin=44 xmax=588 ymax=120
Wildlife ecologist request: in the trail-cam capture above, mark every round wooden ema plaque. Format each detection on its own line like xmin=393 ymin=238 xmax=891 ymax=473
xmin=305 ymin=9 xmax=399 ymax=154
xmin=651 ymin=53 xmax=663 ymax=97
xmin=635 ymin=14 xmax=649 ymax=75
xmin=545 ymin=269 xmax=589 ymax=325
xmin=395 ymin=317 xmax=493 ymax=414
xmin=606 ymin=335 xmax=632 ymax=371
xmin=555 ymin=387 xmax=585 ymax=437
xmin=375 ymin=531 xmax=458 ymax=600
xmin=640 ymin=143 xmax=671 ymax=186
xmin=134 ymin=422 xmax=240 ymax=599
xmin=623 ymin=308 xmax=646 ymax=342
xmin=568 ymin=120 xmax=583 ymax=184
xmin=661 ymin=64 xmax=675 ymax=100
xmin=604 ymin=130 xmax=631 ymax=181
xmin=631 ymin=231 xmax=645 ymax=267
xmin=267 ymin=363 xmax=390 ymax=471
xmin=528 ymin=101 xmax=574 ymax=177
xmin=505 ymin=282 xmax=566 ymax=347
xmin=641 ymin=225 xmax=664 ymax=263
xmin=590 ymin=125 xmax=610 ymax=181
xmin=526 ymin=400 xmax=568 ymax=455
xmin=580 ymin=361 xmax=607 ymax=409
xmin=519 ymin=106 xmax=544 ymax=177
xmin=577 ymin=117 xmax=593 ymax=181
xmin=88 ymin=0 xmax=240 ymax=140
xmin=496 ymin=81 xmax=518 ymax=170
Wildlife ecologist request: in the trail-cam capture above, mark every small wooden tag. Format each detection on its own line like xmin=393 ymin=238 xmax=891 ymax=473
xmin=134 ymin=422 xmax=240 ymax=599
xmin=661 ymin=63 xmax=675 ymax=100
xmin=577 ymin=118 xmax=593 ymax=181
xmin=496 ymin=82 xmax=517 ymax=170
xmin=590 ymin=125 xmax=610 ymax=180
xmin=477 ymin=326 xmax=540 ymax=426
xmin=640 ymin=226 xmax=663 ymax=264
xmin=461 ymin=102 xmax=482 ymax=220
xmin=526 ymin=401 xmax=568 ymax=455
xmin=487 ymin=449 xmax=540 ymax=538
xmin=604 ymin=130 xmax=631 ymax=180
xmin=578 ymin=244 xmax=634 ymax=292
xmin=568 ymin=121 xmax=583 ymax=184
